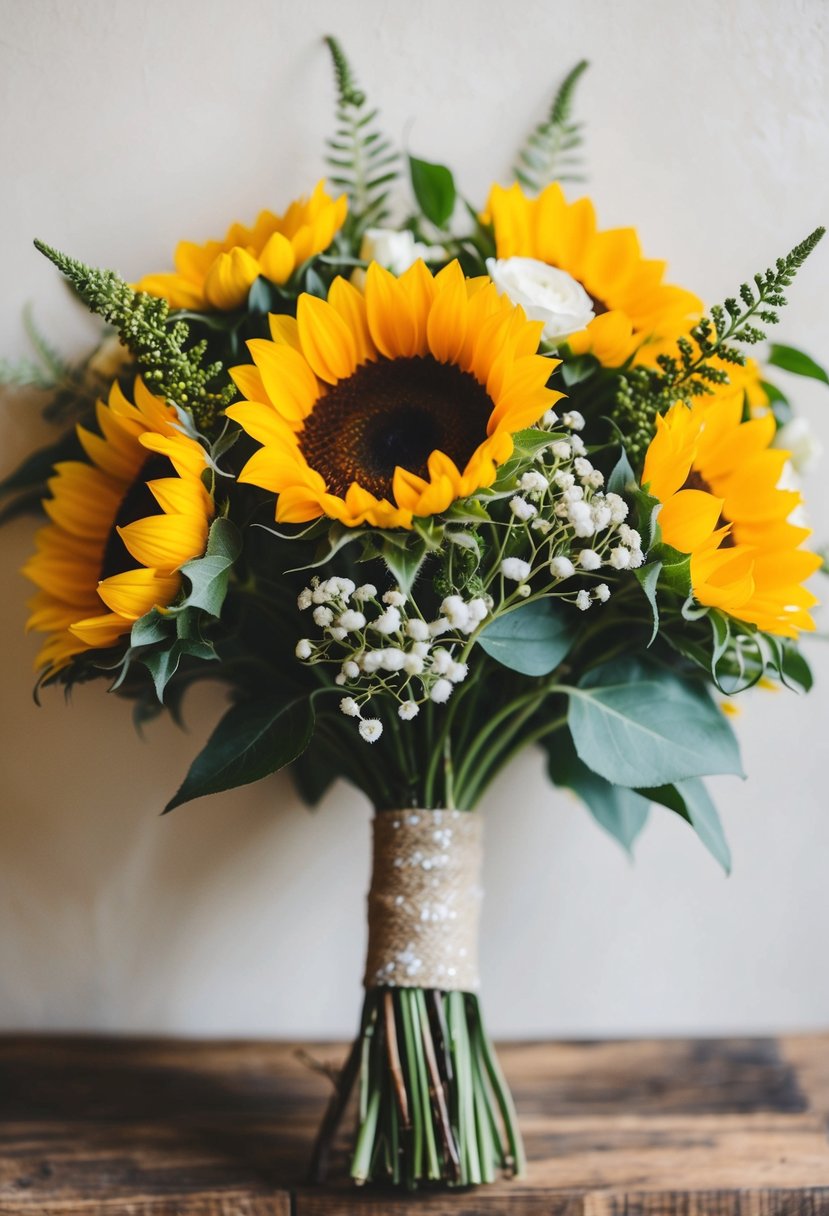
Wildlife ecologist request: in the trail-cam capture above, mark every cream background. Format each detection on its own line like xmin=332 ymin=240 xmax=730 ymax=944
xmin=1 ymin=0 xmax=828 ymax=1038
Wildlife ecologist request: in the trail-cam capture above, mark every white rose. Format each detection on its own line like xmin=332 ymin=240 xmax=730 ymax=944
xmin=775 ymin=416 xmax=824 ymax=477
xmin=485 ymin=255 xmax=595 ymax=344
xmin=359 ymin=228 xmax=446 ymax=276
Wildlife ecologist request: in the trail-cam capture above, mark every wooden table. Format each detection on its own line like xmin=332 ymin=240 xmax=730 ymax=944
xmin=1 ymin=1035 xmax=829 ymax=1213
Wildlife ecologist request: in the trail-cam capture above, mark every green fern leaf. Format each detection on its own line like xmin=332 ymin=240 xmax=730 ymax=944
xmin=513 ymin=59 xmax=589 ymax=194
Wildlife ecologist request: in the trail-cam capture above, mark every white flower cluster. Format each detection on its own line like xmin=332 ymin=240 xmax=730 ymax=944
xmin=295 ymin=577 xmax=492 ymax=741
xmin=495 ymin=411 xmax=643 ymax=612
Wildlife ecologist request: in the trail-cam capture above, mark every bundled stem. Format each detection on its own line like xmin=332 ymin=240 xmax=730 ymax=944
xmin=310 ymin=987 xmax=523 ymax=1189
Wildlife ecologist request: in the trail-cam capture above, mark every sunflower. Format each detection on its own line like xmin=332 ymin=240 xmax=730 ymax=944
xmin=135 ymin=181 xmax=347 ymax=311
xmin=642 ymin=399 xmax=821 ymax=637
xmin=23 ymin=379 xmax=214 ymax=675
xmin=226 ymin=259 xmax=561 ymax=529
xmin=484 ymin=181 xmax=702 ymax=366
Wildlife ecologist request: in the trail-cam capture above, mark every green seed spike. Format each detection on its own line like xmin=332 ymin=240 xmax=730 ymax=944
xmin=32 ymin=240 xmax=235 ymax=433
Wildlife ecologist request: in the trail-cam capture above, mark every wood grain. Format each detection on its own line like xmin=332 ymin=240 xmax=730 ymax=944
xmin=1 ymin=1035 xmax=828 ymax=1214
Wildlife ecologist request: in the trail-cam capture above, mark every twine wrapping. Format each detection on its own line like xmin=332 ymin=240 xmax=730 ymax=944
xmin=364 ymin=809 xmax=483 ymax=992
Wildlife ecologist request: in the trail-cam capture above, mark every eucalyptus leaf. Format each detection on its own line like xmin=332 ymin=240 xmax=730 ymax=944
xmin=409 ymin=155 xmax=456 ymax=228
xmin=567 ymin=658 xmax=744 ymax=788
xmin=164 ymin=695 xmax=315 ymax=812
xmin=479 ymin=599 xmax=577 ymax=676
xmin=641 ymin=779 xmax=731 ymax=873
xmin=542 ymin=728 xmax=649 ymax=855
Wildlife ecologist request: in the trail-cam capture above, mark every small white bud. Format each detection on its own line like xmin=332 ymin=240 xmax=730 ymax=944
xmin=359 ymin=718 xmax=383 ymax=743
xmin=550 ymin=555 xmax=576 ymax=579
xmin=541 ymin=409 xmax=558 ymax=428
xmin=606 ymin=493 xmax=629 ymax=523
xmin=297 ymin=588 xmax=313 ymax=610
xmin=380 ymin=647 xmax=407 ymax=671
xmin=340 ymin=697 xmax=361 ymax=717
xmin=553 ymin=470 xmax=575 ymax=490
xmin=295 ymin=639 xmax=313 ymax=660
xmin=574 ymin=457 xmax=593 ymax=477
xmin=440 ymin=595 xmax=471 ymax=630
xmin=517 ymin=583 xmax=532 ymax=597
xmin=447 ymin=660 xmax=468 ymax=683
xmin=619 ymin=525 xmax=641 ymax=548
xmin=353 ymin=583 xmax=377 ymax=602
xmin=576 ymin=589 xmax=592 ymax=611
xmin=403 ymin=653 xmax=425 ymax=675
xmin=551 ymin=440 xmax=571 ymax=460
xmin=563 ymin=410 xmax=586 ymax=431
xmin=398 ymin=701 xmax=420 ymax=720
xmin=431 ymin=648 xmax=453 ymax=675
xmin=500 ymin=557 xmax=532 ymax=582
xmin=430 ymin=678 xmax=453 ymax=704
xmin=328 ymin=627 xmax=348 ymax=642
xmin=411 ymin=641 xmax=431 ymax=659
xmin=578 ymin=548 xmax=602 ymax=571
xmin=531 ymin=518 xmax=552 ymax=534
xmin=593 ymin=583 xmax=611 ymax=603
xmin=338 ymin=609 xmax=366 ymax=631
xmin=585 ymin=469 xmax=604 ymax=489
xmin=343 ymin=660 xmax=360 ymax=679
xmin=428 ymin=616 xmax=452 ymax=637
xmin=609 ymin=546 xmax=632 ymax=570
xmin=509 ymin=495 xmax=538 ymax=521
xmin=628 ymin=547 xmax=645 ymax=569
xmin=520 ymin=470 xmax=548 ymax=494
xmin=382 ymin=589 xmax=406 ymax=607
xmin=406 ymin=618 xmax=430 ymax=641
xmin=570 ymin=434 xmax=586 ymax=455
xmin=373 ymin=606 xmax=401 ymax=635
xmin=334 ymin=673 xmax=347 ymax=685
xmin=465 ymin=597 xmax=489 ymax=624
xmin=313 ymin=605 xmax=334 ymax=627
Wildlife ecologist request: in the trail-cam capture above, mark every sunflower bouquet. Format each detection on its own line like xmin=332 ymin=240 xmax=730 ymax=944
xmin=2 ymin=40 xmax=826 ymax=1191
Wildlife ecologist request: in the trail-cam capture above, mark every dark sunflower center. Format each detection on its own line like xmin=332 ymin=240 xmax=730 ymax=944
xmin=100 ymin=454 xmax=175 ymax=580
xmin=682 ymin=468 xmax=734 ymax=547
xmin=299 ymin=355 xmax=494 ymax=500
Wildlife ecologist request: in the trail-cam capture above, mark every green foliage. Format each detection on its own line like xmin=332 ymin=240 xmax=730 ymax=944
xmin=409 ymin=156 xmax=456 ymax=229
xmin=767 ymin=342 xmax=829 ymax=386
xmin=544 ymin=730 xmax=650 ymax=855
xmin=478 ymin=599 xmax=577 ymax=676
xmin=565 ymin=657 xmax=743 ymax=788
xmin=164 ymin=693 xmax=315 ymax=812
xmin=33 ymin=241 xmax=235 ymax=432
xmin=324 ymin=36 xmax=399 ymax=236
xmin=616 ymin=226 xmax=825 ymax=457
xmin=513 ymin=59 xmax=589 ymax=193
xmin=642 ymin=779 xmax=731 ymax=873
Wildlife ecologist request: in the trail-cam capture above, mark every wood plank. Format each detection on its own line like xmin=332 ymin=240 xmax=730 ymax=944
xmin=0 ymin=1035 xmax=827 ymax=1214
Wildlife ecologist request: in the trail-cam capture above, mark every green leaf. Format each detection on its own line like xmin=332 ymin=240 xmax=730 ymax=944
xmin=164 ymin=695 xmax=315 ymax=812
xmin=543 ymin=728 xmax=649 ymax=855
xmin=479 ymin=599 xmax=577 ymax=676
xmin=178 ymin=517 xmax=241 ymax=616
xmin=635 ymin=561 xmax=661 ymax=646
xmin=560 ymin=355 xmax=599 ymax=387
xmin=380 ymin=535 xmax=428 ymax=593
xmin=767 ymin=343 xmax=829 ymax=387
xmin=130 ymin=608 xmax=171 ymax=648
xmin=641 ymin=779 xmax=731 ymax=873
xmin=607 ymin=446 xmax=637 ymax=495
xmin=651 ymin=542 xmax=692 ymax=597
xmin=566 ymin=658 xmax=744 ymax=788
xmin=409 ymin=155 xmax=456 ymax=228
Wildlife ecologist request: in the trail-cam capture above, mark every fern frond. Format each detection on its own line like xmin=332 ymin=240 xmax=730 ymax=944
xmin=33 ymin=240 xmax=235 ymax=432
xmin=324 ymin=36 xmax=399 ymax=235
xmin=615 ymin=226 xmax=825 ymax=458
xmin=513 ymin=59 xmax=589 ymax=194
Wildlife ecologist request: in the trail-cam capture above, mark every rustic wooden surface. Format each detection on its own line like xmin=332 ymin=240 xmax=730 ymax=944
xmin=1 ymin=1035 xmax=829 ymax=1214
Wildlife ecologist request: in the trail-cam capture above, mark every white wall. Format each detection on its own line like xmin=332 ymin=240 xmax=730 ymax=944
xmin=1 ymin=0 xmax=828 ymax=1038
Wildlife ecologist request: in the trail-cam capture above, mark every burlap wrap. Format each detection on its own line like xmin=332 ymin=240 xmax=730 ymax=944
xmin=363 ymin=809 xmax=483 ymax=992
